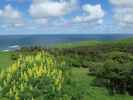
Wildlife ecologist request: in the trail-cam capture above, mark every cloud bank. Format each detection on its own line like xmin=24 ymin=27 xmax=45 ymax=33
xmin=74 ymin=4 xmax=105 ymax=24
xmin=0 ymin=4 xmax=24 ymax=27
xmin=29 ymin=0 xmax=77 ymax=18
xmin=110 ymin=0 xmax=133 ymax=27
xmin=0 ymin=0 xmax=133 ymax=34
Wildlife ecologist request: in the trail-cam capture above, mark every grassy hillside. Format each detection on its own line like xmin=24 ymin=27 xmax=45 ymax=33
xmin=55 ymin=40 xmax=102 ymax=48
xmin=70 ymin=67 xmax=133 ymax=100
xmin=0 ymin=52 xmax=12 ymax=69
xmin=55 ymin=38 xmax=133 ymax=48
xmin=0 ymin=38 xmax=133 ymax=99
xmin=0 ymin=52 xmax=132 ymax=100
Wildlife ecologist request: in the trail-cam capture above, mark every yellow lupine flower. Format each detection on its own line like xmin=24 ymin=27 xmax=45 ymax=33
xmin=15 ymin=94 xmax=20 ymax=100
xmin=31 ymin=97 xmax=34 ymax=100
xmin=0 ymin=51 xmax=64 ymax=99
xmin=20 ymin=83 xmax=24 ymax=92
xmin=9 ymin=88 xmax=13 ymax=96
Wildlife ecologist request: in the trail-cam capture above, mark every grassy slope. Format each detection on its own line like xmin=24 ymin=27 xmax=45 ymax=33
xmin=55 ymin=38 xmax=133 ymax=48
xmin=0 ymin=52 xmax=12 ymax=69
xmin=58 ymin=38 xmax=133 ymax=100
xmin=0 ymin=38 xmax=133 ymax=99
xmin=0 ymin=52 xmax=132 ymax=100
xmin=71 ymin=67 xmax=133 ymax=100
xmin=55 ymin=40 xmax=102 ymax=48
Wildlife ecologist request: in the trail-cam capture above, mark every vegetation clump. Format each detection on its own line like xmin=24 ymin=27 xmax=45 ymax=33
xmin=1 ymin=38 xmax=133 ymax=100
xmin=90 ymin=52 xmax=133 ymax=95
xmin=0 ymin=52 xmax=64 ymax=100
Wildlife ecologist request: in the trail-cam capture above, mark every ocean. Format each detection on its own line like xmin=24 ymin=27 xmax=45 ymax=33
xmin=0 ymin=34 xmax=133 ymax=51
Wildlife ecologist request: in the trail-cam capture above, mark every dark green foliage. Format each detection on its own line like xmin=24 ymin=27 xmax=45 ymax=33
xmin=46 ymin=39 xmax=133 ymax=96
xmin=93 ymin=60 xmax=133 ymax=95
xmin=10 ymin=38 xmax=133 ymax=97
xmin=10 ymin=52 xmax=19 ymax=60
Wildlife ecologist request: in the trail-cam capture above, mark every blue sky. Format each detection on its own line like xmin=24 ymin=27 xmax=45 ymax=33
xmin=0 ymin=0 xmax=133 ymax=34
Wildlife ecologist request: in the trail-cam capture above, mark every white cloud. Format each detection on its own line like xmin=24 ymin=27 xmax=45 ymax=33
xmin=110 ymin=0 xmax=133 ymax=7
xmin=29 ymin=0 xmax=77 ymax=18
xmin=110 ymin=0 xmax=133 ymax=26
xmin=0 ymin=4 xmax=21 ymax=19
xmin=82 ymin=4 xmax=104 ymax=18
xmin=0 ymin=4 xmax=24 ymax=27
xmin=97 ymin=19 xmax=103 ymax=24
xmin=34 ymin=18 xmax=48 ymax=25
xmin=73 ymin=4 xmax=105 ymax=24
xmin=114 ymin=8 xmax=133 ymax=24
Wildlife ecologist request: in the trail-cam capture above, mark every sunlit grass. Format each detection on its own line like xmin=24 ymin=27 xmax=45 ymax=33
xmin=0 ymin=52 xmax=12 ymax=69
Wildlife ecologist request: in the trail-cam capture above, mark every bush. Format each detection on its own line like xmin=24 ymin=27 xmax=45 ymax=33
xmin=94 ymin=60 xmax=133 ymax=95
xmin=11 ymin=53 xmax=19 ymax=60
xmin=0 ymin=52 xmax=64 ymax=100
xmin=88 ymin=62 xmax=103 ymax=76
xmin=105 ymin=52 xmax=133 ymax=63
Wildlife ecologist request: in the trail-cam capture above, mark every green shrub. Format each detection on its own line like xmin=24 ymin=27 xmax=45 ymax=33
xmin=0 ymin=52 xmax=64 ymax=100
xmin=105 ymin=52 xmax=133 ymax=63
xmin=11 ymin=53 xmax=19 ymax=60
xmin=95 ymin=60 xmax=133 ymax=95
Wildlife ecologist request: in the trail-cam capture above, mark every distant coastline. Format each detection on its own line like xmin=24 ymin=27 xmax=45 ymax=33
xmin=0 ymin=34 xmax=133 ymax=51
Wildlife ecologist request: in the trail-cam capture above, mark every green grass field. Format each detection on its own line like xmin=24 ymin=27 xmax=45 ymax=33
xmin=0 ymin=52 xmax=12 ymax=69
xmin=55 ymin=40 xmax=102 ymax=48
xmin=70 ymin=67 xmax=133 ymax=100
xmin=0 ymin=51 xmax=133 ymax=100
xmin=55 ymin=38 xmax=133 ymax=49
